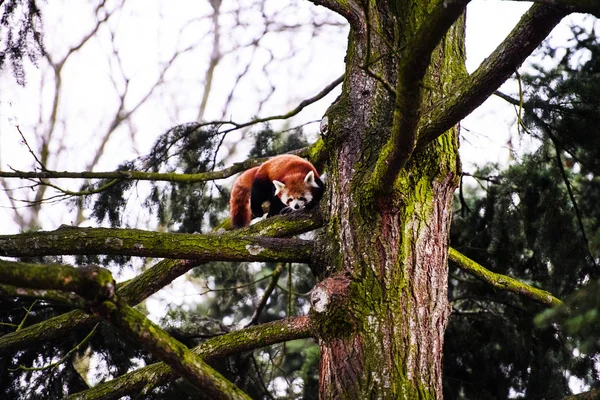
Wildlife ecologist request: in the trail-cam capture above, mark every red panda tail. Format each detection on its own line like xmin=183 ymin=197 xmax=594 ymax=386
xmin=230 ymin=167 xmax=259 ymax=228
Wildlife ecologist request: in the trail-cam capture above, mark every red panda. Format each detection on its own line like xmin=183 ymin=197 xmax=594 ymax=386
xmin=230 ymin=154 xmax=324 ymax=228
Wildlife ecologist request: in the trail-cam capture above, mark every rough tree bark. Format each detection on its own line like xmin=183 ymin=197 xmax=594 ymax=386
xmin=311 ymin=1 xmax=465 ymax=397
xmin=308 ymin=1 xmax=568 ymax=397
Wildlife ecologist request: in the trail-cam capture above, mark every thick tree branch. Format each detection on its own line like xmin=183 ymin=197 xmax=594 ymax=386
xmin=93 ymin=297 xmax=251 ymax=400
xmin=449 ymin=247 xmax=563 ymax=307
xmin=416 ymin=4 xmax=569 ymax=149
xmin=511 ymin=0 xmax=600 ymax=17
xmin=234 ymin=208 xmax=325 ymax=237
xmin=0 ymin=226 xmax=312 ymax=263
xmin=0 ymin=215 xmax=317 ymax=355
xmin=0 ymin=283 xmax=86 ymax=307
xmin=371 ymin=0 xmax=469 ymax=191
xmin=562 ymin=387 xmax=600 ymax=400
xmin=0 ymin=260 xmax=250 ymax=399
xmin=65 ymin=316 xmax=312 ymax=400
xmin=0 ymin=260 xmax=115 ymax=303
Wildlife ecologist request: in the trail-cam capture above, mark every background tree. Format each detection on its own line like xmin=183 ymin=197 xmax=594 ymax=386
xmin=1 ymin=1 xmax=599 ymax=399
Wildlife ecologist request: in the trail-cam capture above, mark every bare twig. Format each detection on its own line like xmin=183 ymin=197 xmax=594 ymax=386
xmin=246 ymin=263 xmax=286 ymax=327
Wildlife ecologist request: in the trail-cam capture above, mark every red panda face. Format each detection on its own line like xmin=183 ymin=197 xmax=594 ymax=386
xmin=273 ymin=171 xmax=320 ymax=211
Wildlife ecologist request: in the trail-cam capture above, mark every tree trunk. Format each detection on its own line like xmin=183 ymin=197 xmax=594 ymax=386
xmin=313 ymin=1 xmax=465 ymax=398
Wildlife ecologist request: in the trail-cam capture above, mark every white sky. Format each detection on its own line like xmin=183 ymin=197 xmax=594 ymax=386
xmin=0 ymin=1 xmax=583 ymax=233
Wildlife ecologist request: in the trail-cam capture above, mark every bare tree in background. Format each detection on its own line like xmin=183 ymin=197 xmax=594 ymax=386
xmin=0 ymin=0 xmax=345 ymax=230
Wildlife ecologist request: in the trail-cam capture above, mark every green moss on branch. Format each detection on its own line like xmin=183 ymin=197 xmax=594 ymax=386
xmin=92 ymin=298 xmax=251 ymax=400
xmin=0 ymin=217 xmax=315 ymax=355
xmin=0 ymin=260 xmax=115 ymax=303
xmin=0 ymin=226 xmax=312 ymax=263
xmin=0 ymin=283 xmax=86 ymax=307
xmin=449 ymin=247 xmax=563 ymax=307
xmin=416 ymin=4 xmax=568 ymax=148
xmin=65 ymin=316 xmax=313 ymax=400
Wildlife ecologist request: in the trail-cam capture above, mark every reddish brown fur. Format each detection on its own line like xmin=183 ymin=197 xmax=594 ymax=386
xmin=229 ymin=155 xmax=321 ymax=228
xmin=229 ymin=167 xmax=259 ymax=228
xmin=254 ymin=155 xmax=319 ymax=196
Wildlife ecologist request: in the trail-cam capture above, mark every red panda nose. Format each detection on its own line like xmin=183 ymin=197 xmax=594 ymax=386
xmin=294 ymin=204 xmax=300 ymax=209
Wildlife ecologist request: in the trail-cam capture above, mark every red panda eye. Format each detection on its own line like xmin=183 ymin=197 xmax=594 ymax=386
xmin=299 ymin=197 xmax=306 ymax=201
xmin=287 ymin=199 xmax=293 ymax=204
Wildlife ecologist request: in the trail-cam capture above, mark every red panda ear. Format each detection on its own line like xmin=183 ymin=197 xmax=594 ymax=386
xmin=273 ymin=180 xmax=286 ymax=195
xmin=304 ymin=171 xmax=319 ymax=188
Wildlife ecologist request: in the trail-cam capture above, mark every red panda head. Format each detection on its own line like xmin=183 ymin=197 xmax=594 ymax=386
xmin=273 ymin=171 xmax=320 ymax=211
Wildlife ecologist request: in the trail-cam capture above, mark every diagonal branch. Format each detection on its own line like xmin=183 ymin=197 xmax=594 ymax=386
xmin=64 ymin=316 xmax=313 ymax=400
xmin=196 ymin=75 xmax=343 ymax=134
xmin=94 ymin=297 xmax=251 ymax=400
xmin=0 ymin=226 xmax=312 ymax=263
xmin=0 ymin=214 xmax=319 ymax=355
xmin=305 ymin=0 xmax=362 ymax=27
xmin=416 ymin=4 xmax=569 ymax=150
xmin=449 ymin=247 xmax=563 ymax=307
xmin=246 ymin=263 xmax=286 ymax=327
xmin=511 ymin=0 xmax=600 ymax=17
xmin=371 ymin=0 xmax=469 ymax=192
xmin=0 ymin=260 xmax=251 ymax=399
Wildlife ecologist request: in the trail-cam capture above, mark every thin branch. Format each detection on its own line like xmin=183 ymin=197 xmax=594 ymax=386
xmin=64 ymin=316 xmax=312 ymax=400
xmin=494 ymin=91 xmax=597 ymax=266
xmin=416 ymin=4 xmax=569 ymax=149
xmin=0 ymin=145 xmax=313 ymax=184
xmin=9 ymin=324 xmax=98 ymax=372
xmin=246 ymin=263 xmax=285 ymax=327
xmin=198 ymin=74 xmax=344 ymax=135
xmin=493 ymin=91 xmax=589 ymax=168
xmin=552 ymin=141 xmax=597 ymax=267
xmin=197 ymin=0 xmax=222 ymax=122
xmin=449 ymin=247 xmax=563 ymax=307
xmin=16 ymin=300 xmax=38 ymax=332
xmin=371 ymin=0 xmax=470 ymax=192
xmin=15 ymin=126 xmax=48 ymax=171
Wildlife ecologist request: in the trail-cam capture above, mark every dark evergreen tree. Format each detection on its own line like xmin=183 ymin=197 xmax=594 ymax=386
xmin=445 ymin=24 xmax=600 ymax=399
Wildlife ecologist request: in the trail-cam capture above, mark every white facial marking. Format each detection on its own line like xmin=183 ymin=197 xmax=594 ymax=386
xmin=287 ymin=191 xmax=313 ymax=210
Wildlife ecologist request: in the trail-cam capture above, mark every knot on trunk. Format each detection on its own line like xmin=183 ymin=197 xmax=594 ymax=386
xmin=310 ymin=274 xmax=354 ymax=340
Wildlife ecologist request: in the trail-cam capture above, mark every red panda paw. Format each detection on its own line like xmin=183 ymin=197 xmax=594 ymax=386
xmin=279 ymin=206 xmax=295 ymax=215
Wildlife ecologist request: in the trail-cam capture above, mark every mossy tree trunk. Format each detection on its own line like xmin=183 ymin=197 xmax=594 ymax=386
xmin=311 ymin=1 xmax=466 ymax=397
